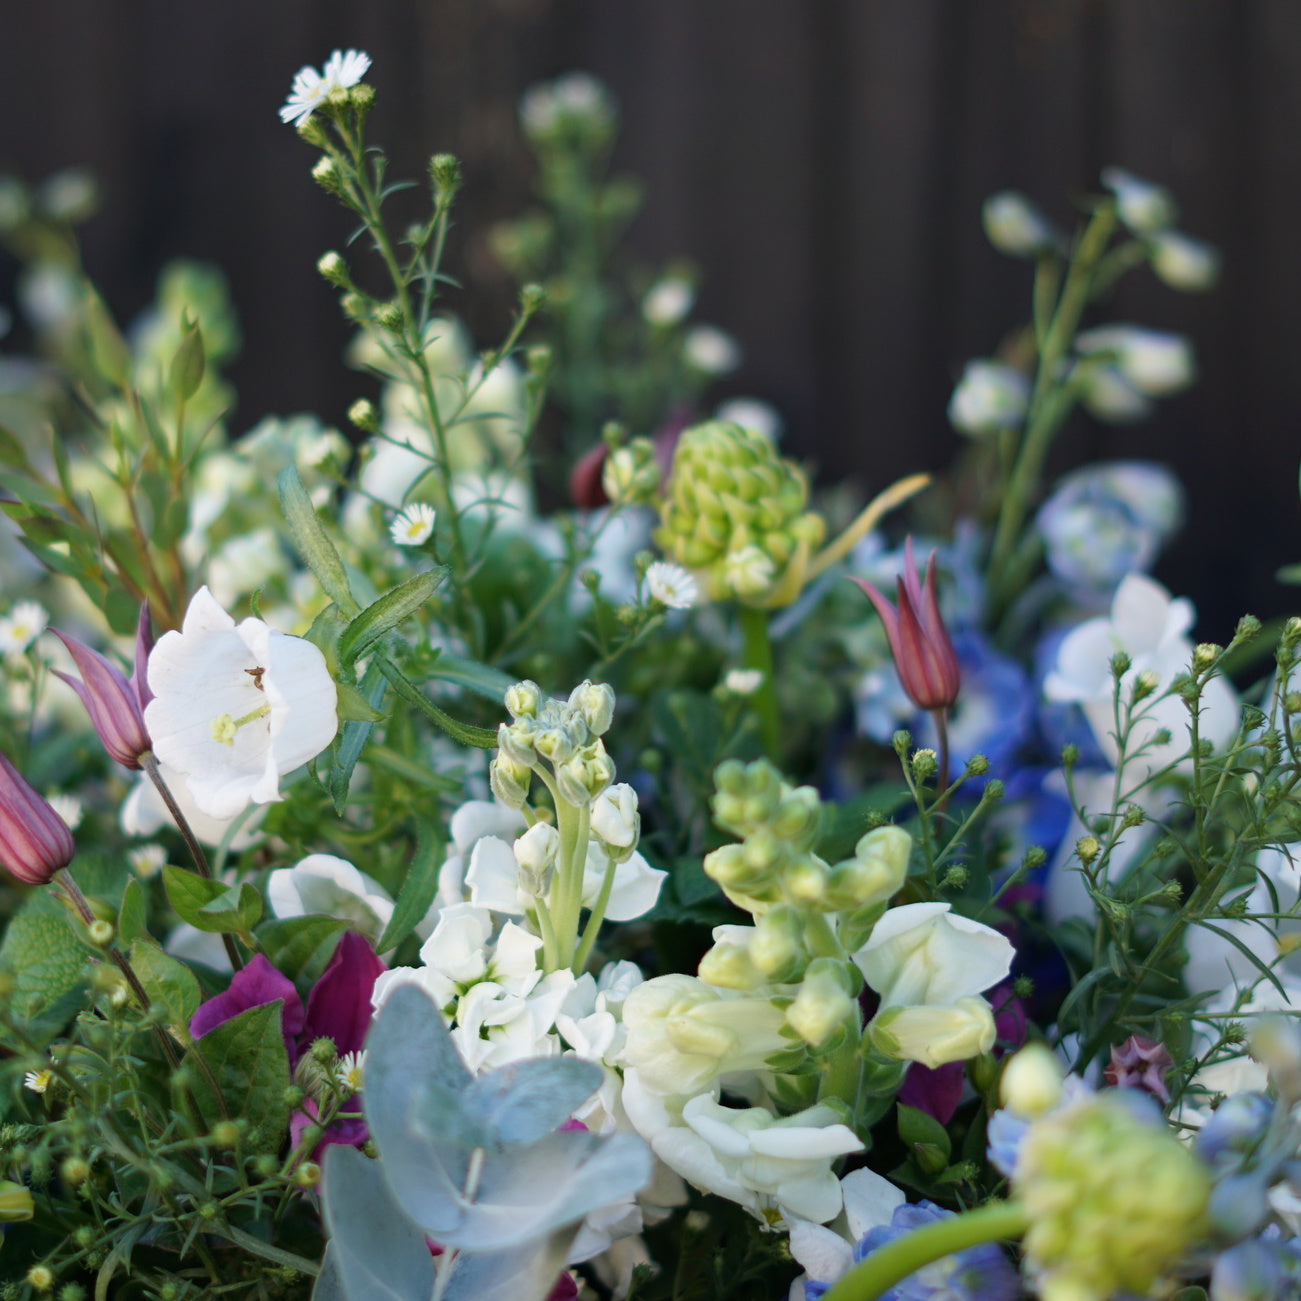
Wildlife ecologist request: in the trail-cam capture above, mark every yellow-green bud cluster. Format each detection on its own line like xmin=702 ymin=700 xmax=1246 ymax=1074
xmin=654 ymin=421 xmax=825 ymax=605
xmin=1014 ymin=1093 xmax=1211 ymax=1301
xmin=491 ymin=679 xmax=618 ymax=810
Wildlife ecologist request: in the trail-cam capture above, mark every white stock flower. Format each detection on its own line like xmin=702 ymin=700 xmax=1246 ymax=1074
xmin=1043 ymin=573 xmax=1239 ymax=773
xmin=853 ymin=902 xmax=1014 ymax=1008
xmin=620 ymin=974 xmax=788 ymax=1095
xmin=590 ymin=782 xmax=640 ymax=849
xmin=451 ymin=968 xmax=574 ymax=1073
xmin=1101 ymin=166 xmax=1176 ymax=233
xmin=645 ymin=562 xmax=699 ymax=610
xmin=436 ymin=800 xmax=527 ymax=906
xmin=144 ymin=587 xmax=338 ymax=820
xmin=0 ymin=601 xmax=48 ymax=655
xmin=267 ymin=854 xmax=394 ymax=943
xmin=581 ymin=842 xmax=667 ymax=922
xmin=279 ymin=48 xmax=372 ymax=126
xmin=947 ymin=360 xmax=1030 ymax=437
xmin=1075 ymin=325 xmax=1195 ymax=397
xmin=389 ymin=503 xmax=437 ymax=547
xmin=648 ymin=1094 xmax=864 ymax=1227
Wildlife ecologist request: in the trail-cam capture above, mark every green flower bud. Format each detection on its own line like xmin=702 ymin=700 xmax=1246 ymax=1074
xmin=999 ymin=1043 xmax=1063 ymax=1116
xmin=697 ymin=941 xmax=763 ymax=991
xmin=703 ymin=843 xmax=772 ymax=895
xmin=317 ymin=251 xmax=350 ymax=288
xmin=0 ymin=1180 xmax=33 ymax=1222
xmin=770 ymin=786 xmax=822 ymax=848
xmin=348 ymin=398 xmax=379 ymax=433
xmin=853 ymin=825 xmax=911 ymax=901
xmin=555 ymin=739 xmax=615 ymax=807
xmin=429 ymin=153 xmax=462 ymax=199
xmin=781 ymin=856 xmax=830 ymax=907
xmin=27 ymin=1266 xmax=55 ymax=1293
xmin=749 ymin=904 xmax=807 ymax=982
xmin=311 ymin=155 xmax=344 ymax=193
xmin=568 ymin=680 xmax=615 ymax=736
xmin=602 ymin=437 xmax=661 ymax=506
xmin=505 ymin=679 xmax=542 ymax=720
xmin=786 ymin=957 xmax=855 ymax=1048
xmin=490 ymin=753 xmax=532 ymax=809
xmin=534 ymin=725 xmax=577 ymax=765
xmin=1014 ymin=1093 xmax=1211 ymax=1301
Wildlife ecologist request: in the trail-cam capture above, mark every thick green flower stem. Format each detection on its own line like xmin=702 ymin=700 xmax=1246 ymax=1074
xmin=821 ymin=1201 xmax=1029 ymax=1301
xmin=548 ymin=789 xmax=591 ymax=973
xmin=738 ymin=604 xmax=780 ymax=759
xmin=985 ymin=203 xmax=1118 ymax=622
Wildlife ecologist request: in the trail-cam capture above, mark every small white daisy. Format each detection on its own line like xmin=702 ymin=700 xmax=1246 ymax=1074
xmin=45 ymin=793 xmax=82 ymax=831
xmin=643 ymin=277 xmax=694 ymax=327
xmin=0 ymin=601 xmax=48 ymax=655
xmin=723 ymin=669 xmax=764 ymax=696
xmin=390 ymin=503 xmax=437 ymax=547
xmin=335 ymin=1050 xmax=366 ymax=1094
xmin=279 ymin=49 xmax=372 ymax=127
xmin=24 ymin=1068 xmax=52 ymax=1094
xmin=645 ymin=561 xmax=699 ymax=610
xmin=127 ymin=844 xmax=168 ymax=880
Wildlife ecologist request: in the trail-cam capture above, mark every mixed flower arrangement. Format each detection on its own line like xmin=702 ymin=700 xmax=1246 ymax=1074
xmin=1 ymin=48 xmax=1299 ymax=1301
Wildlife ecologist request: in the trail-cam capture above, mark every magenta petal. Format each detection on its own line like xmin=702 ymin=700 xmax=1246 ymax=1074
xmin=190 ymin=954 xmax=305 ymax=1058
xmin=290 ymin=1094 xmax=368 ymax=1160
xmin=898 ymin=1060 xmax=965 ymax=1125
xmin=302 ymin=931 xmax=386 ymax=1059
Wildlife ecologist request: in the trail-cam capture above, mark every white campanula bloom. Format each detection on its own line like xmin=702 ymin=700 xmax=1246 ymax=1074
xmin=1101 ymin=166 xmax=1176 ymax=234
xmin=389 ymin=502 xmax=437 ymax=547
xmin=266 ymin=853 xmax=394 ymax=944
xmin=683 ymin=325 xmax=741 ymax=375
xmin=44 ymin=793 xmax=82 ymax=832
xmin=0 ymin=601 xmax=48 ymax=655
xmin=144 ymin=586 xmax=338 ymax=820
xmin=1149 ymin=230 xmax=1221 ymax=292
xmin=121 ymin=758 xmax=266 ymax=850
xmin=1043 ymin=573 xmax=1239 ymax=774
xmin=947 ymin=360 xmax=1031 ymax=437
xmin=645 ymin=561 xmax=698 ymax=610
xmin=279 ymin=49 xmax=372 ymax=127
xmin=853 ymin=902 xmax=1015 ymax=1008
xmin=982 ymin=190 xmax=1056 ymax=257
xmin=1075 ymin=324 xmax=1195 ymax=397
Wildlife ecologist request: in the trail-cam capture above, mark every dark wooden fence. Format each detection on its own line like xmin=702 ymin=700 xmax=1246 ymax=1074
xmin=1 ymin=1 xmax=1298 ymax=631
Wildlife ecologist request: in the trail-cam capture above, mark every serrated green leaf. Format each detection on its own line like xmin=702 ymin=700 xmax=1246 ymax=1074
xmin=189 ymin=1002 xmax=290 ymax=1151
xmin=0 ymin=892 xmax=88 ymax=1018
xmin=118 ymin=878 xmax=148 ymax=944
xmin=329 ymin=660 xmax=388 ymax=813
xmin=279 ymin=465 xmax=358 ymax=617
xmin=163 ymin=866 xmax=260 ymax=935
xmin=129 ymin=940 xmax=201 ymax=1036
xmin=256 ymin=915 xmax=349 ymax=986
xmin=338 ymin=568 xmax=447 ymax=669
xmin=375 ymin=820 xmax=442 ymax=955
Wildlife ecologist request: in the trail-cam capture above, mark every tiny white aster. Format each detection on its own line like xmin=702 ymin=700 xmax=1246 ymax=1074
xmin=0 ymin=601 xmax=48 ymax=655
xmin=45 ymin=793 xmax=82 ymax=831
xmin=390 ymin=503 xmax=437 ymax=547
xmin=279 ymin=49 xmax=372 ymax=127
xmin=24 ymin=1068 xmax=52 ymax=1093
xmin=645 ymin=562 xmax=699 ymax=610
xmin=723 ymin=668 xmax=764 ymax=695
xmin=335 ymin=1050 xmax=366 ymax=1094
xmin=128 ymin=844 xmax=168 ymax=880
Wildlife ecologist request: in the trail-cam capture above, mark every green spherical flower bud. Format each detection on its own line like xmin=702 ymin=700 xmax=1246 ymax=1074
xmin=568 ymin=680 xmax=616 ymax=737
xmin=749 ymin=904 xmax=807 ymax=982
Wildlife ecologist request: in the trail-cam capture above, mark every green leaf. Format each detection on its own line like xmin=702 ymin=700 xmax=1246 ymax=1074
xmin=169 ymin=318 xmax=206 ymax=401
xmin=129 ymin=940 xmax=201 ymax=1036
xmin=118 ymin=878 xmax=149 ymax=945
xmin=189 ymin=1002 xmax=291 ymax=1152
xmin=104 ymin=586 xmax=143 ymax=637
xmin=0 ymin=892 xmax=88 ymax=1017
xmin=0 ymin=423 xmax=34 ymax=470
xmin=375 ymin=820 xmax=442 ymax=955
xmin=154 ymin=495 xmax=190 ymax=550
xmin=328 ymin=660 xmax=388 ymax=813
xmin=278 ymin=465 xmax=359 ymax=617
xmin=337 ymin=568 xmax=447 ymax=669
xmin=374 ymin=655 xmax=498 ymax=749
xmin=428 ymin=653 xmax=515 ymax=705
xmin=897 ymin=1105 xmax=952 ymax=1159
xmin=256 ymin=916 xmax=349 ymax=987
xmin=163 ymin=866 xmax=261 ymax=934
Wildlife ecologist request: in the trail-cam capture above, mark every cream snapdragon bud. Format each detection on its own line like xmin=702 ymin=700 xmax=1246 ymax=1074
xmin=698 ymin=939 xmax=763 ymax=990
xmin=749 ymin=904 xmax=807 ymax=982
xmin=999 ymin=1043 xmax=1064 ymax=1116
xmin=786 ymin=957 xmax=857 ymax=1048
xmin=854 ymin=826 xmax=911 ymax=898
xmin=590 ymin=782 xmax=640 ymax=862
xmin=568 ymin=680 xmax=615 ymax=737
xmin=869 ymin=997 xmax=996 ymax=1068
xmin=1149 ymin=230 xmax=1221 ymax=292
xmin=489 ymin=753 xmax=532 ymax=808
xmin=505 ymin=679 xmax=542 ymax=720
xmin=1101 ymin=166 xmax=1177 ymax=233
xmin=556 ymin=739 xmax=615 ymax=807
xmin=948 ymin=360 xmax=1031 ymax=437
xmin=982 ymin=190 xmax=1056 ymax=257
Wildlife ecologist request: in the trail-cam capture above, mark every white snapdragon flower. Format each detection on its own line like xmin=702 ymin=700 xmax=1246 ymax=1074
xmin=266 ymin=854 xmax=394 ymax=944
xmin=389 ymin=502 xmax=437 ymax=547
xmin=279 ymin=48 xmax=372 ymax=127
xmin=947 ymin=360 xmax=1030 ymax=437
xmin=1043 ymin=573 xmax=1239 ymax=773
xmin=853 ymin=902 xmax=1014 ymax=1008
xmin=869 ymin=997 xmax=997 ymax=1068
xmin=144 ymin=587 xmax=338 ymax=820
xmin=644 ymin=562 xmax=699 ymax=610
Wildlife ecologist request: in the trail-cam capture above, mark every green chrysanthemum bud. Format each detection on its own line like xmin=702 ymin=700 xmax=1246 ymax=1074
xmin=654 ymin=421 xmax=825 ymax=606
xmin=1014 ymin=1093 xmax=1211 ymax=1301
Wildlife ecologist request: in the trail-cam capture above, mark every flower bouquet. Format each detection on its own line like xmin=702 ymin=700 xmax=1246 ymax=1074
xmin=1 ymin=49 xmax=1299 ymax=1301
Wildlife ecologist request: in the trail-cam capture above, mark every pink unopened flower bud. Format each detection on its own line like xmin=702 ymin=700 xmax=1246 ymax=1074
xmin=51 ymin=603 xmax=153 ymax=769
xmin=0 ymin=750 xmax=75 ymax=884
xmin=852 ymin=538 xmax=961 ymax=711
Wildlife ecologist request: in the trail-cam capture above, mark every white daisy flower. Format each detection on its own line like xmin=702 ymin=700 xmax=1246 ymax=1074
xmin=335 ymin=1050 xmax=366 ymax=1094
xmin=0 ymin=601 xmax=48 ymax=655
xmin=683 ymin=325 xmax=741 ymax=375
xmin=389 ymin=503 xmax=437 ymax=547
xmin=644 ymin=562 xmax=698 ymax=610
xmin=127 ymin=844 xmax=168 ymax=879
xmin=24 ymin=1068 xmax=52 ymax=1093
xmin=279 ymin=49 xmax=372 ymax=127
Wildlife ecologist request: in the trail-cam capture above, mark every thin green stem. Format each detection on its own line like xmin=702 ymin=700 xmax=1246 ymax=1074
xmin=738 ymin=604 xmax=779 ymax=759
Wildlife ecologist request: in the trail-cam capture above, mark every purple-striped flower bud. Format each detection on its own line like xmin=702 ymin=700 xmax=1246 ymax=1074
xmin=852 ymin=538 xmax=961 ymax=711
xmin=0 ymin=750 xmax=75 ymax=884
xmin=51 ymin=603 xmax=153 ymax=769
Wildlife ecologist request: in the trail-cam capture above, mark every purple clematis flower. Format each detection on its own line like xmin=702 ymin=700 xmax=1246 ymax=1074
xmin=190 ymin=930 xmax=385 ymax=1152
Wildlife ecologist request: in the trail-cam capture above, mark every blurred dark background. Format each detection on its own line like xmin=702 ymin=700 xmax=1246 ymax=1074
xmin=1 ymin=1 xmax=1298 ymax=635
